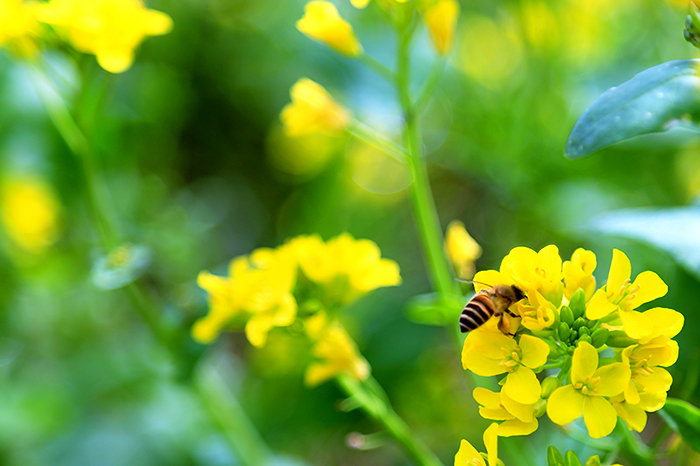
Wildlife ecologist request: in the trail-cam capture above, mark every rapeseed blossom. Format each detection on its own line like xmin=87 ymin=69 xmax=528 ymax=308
xmin=445 ymin=220 xmax=481 ymax=278
xmin=37 ymin=0 xmax=173 ymax=73
xmin=423 ymin=0 xmax=460 ymax=55
xmin=454 ymin=424 xmax=499 ymax=466
xmin=461 ymin=246 xmax=683 ymax=440
xmin=296 ymin=1 xmax=363 ymax=57
xmin=280 ymin=78 xmax=351 ymax=137
xmin=194 ymin=233 xmax=400 ymax=385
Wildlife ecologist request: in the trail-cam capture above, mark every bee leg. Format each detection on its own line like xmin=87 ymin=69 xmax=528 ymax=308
xmin=498 ymin=315 xmax=517 ymax=337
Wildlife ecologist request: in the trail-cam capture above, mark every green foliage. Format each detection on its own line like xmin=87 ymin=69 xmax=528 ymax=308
xmin=661 ymin=397 xmax=700 ymax=453
xmin=566 ymin=60 xmax=700 ymax=158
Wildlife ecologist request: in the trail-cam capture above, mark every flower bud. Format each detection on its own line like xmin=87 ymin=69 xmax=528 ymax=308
xmin=280 ymin=78 xmax=351 ymax=137
xmin=565 ymin=451 xmax=583 ymax=466
xmin=685 ymin=14 xmax=700 ymax=50
xmin=569 ymin=288 xmax=586 ymax=319
xmin=577 ymin=334 xmax=592 ymax=345
xmin=578 ymin=326 xmax=590 ymax=337
xmin=590 ymin=328 xmax=609 ymax=348
xmin=559 ymin=305 xmax=574 ymax=327
xmin=585 ymin=456 xmax=602 ymax=466
xmin=534 ymin=398 xmax=547 ymax=418
xmin=606 ymin=330 xmax=637 ymax=348
xmin=297 ymin=1 xmax=363 ymax=57
xmin=540 ymin=376 xmax=561 ymax=399
xmin=572 ymin=317 xmax=586 ymax=331
xmin=557 ymin=322 xmax=570 ymax=342
xmin=423 ymin=0 xmax=460 ymax=55
xmin=547 ymin=446 xmax=565 ymax=466
xmin=445 ymin=220 xmax=481 ymax=278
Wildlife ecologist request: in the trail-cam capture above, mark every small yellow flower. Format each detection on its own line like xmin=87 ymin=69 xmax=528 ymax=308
xmin=621 ymin=336 xmax=679 ymax=412
xmin=454 ymin=423 xmax=498 ymax=466
xmin=296 ymin=1 xmax=363 ymax=57
xmin=473 ymin=387 xmax=539 ymax=437
xmin=423 ymin=0 xmax=459 ymax=55
xmin=305 ymin=321 xmax=370 ymax=386
xmin=280 ymin=78 xmax=351 ymax=137
xmin=1 ymin=176 xmax=61 ymax=253
xmin=37 ymin=0 xmax=173 ymax=73
xmin=563 ymin=248 xmax=596 ymax=301
xmin=0 ymin=0 xmax=42 ymax=57
xmin=612 ymin=397 xmax=647 ymax=433
xmin=462 ymin=330 xmax=548 ymax=404
xmin=516 ymin=289 xmax=556 ymax=332
xmin=445 ymin=220 xmax=481 ymax=278
xmin=288 ymin=233 xmax=401 ymax=306
xmin=547 ymin=342 xmax=631 ymax=438
xmin=193 ymin=248 xmax=298 ymax=347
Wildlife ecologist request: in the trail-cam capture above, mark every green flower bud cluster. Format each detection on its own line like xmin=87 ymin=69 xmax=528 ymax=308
xmin=553 ymin=290 xmax=607 ymax=351
xmin=547 ymin=446 xmax=602 ymax=466
xmin=685 ymin=13 xmax=700 ymax=50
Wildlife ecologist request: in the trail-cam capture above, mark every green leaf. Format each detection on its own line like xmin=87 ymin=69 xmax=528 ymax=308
xmin=588 ymin=206 xmax=700 ymax=281
xmin=566 ymin=59 xmax=700 ymax=158
xmin=660 ymin=397 xmax=700 ymax=452
xmin=565 ymin=451 xmax=582 ymax=466
xmin=547 ymin=446 xmax=565 ymax=466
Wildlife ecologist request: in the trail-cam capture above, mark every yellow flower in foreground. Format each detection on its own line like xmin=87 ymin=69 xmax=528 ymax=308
xmin=445 ymin=220 xmax=481 ymax=278
xmin=423 ymin=0 xmax=460 ymax=55
xmin=622 ymin=335 xmax=679 ymax=412
xmin=0 ymin=0 xmax=42 ymax=57
xmin=473 ymin=387 xmax=538 ymax=437
xmin=192 ymin=248 xmax=298 ymax=347
xmin=305 ymin=321 xmax=370 ymax=386
xmin=1 ymin=177 xmax=61 ymax=253
xmin=37 ymin=0 xmax=173 ymax=73
xmin=516 ymin=288 xmax=556 ymax=332
xmin=462 ymin=330 xmax=548 ymax=404
xmin=563 ymin=248 xmax=596 ymax=301
xmin=547 ymin=342 xmax=630 ymax=438
xmin=454 ymin=424 xmax=498 ymax=466
xmin=280 ymin=78 xmax=351 ymax=137
xmin=289 ymin=233 xmax=401 ymax=306
xmin=296 ymin=1 xmax=363 ymax=57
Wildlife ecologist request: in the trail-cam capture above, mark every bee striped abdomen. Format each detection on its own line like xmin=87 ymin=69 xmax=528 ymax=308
xmin=459 ymin=294 xmax=495 ymax=333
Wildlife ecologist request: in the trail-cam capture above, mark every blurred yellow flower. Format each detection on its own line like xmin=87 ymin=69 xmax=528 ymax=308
xmin=0 ymin=0 xmax=42 ymax=57
xmin=547 ymin=342 xmax=630 ymax=438
xmin=423 ymin=0 xmax=459 ymax=55
xmin=280 ymin=78 xmax=351 ymax=137
xmin=350 ymin=0 xmax=409 ymax=7
xmin=296 ymin=1 xmax=363 ymax=57
xmin=563 ymin=248 xmax=596 ymax=301
xmin=288 ymin=233 xmax=401 ymax=306
xmin=454 ymin=423 xmax=498 ymax=466
xmin=193 ymin=248 xmax=298 ymax=347
xmin=37 ymin=0 xmax=173 ymax=73
xmin=462 ymin=330 xmax=548 ymax=404
xmin=445 ymin=220 xmax=481 ymax=279
xmin=305 ymin=321 xmax=370 ymax=386
xmin=1 ymin=176 xmax=61 ymax=254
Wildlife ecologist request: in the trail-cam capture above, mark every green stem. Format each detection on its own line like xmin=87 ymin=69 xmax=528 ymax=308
xmin=348 ymin=121 xmax=409 ymax=163
xmin=337 ymin=374 xmax=445 ymax=466
xmin=413 ymin=58 xmax=446 ymax=114
xmin=358 ymin=53 xmax=396 ymax=84
xmin=196 ymin=362 xmax=274 ymax=466
xmin=395 ymin=23 xmax=455 ymax=298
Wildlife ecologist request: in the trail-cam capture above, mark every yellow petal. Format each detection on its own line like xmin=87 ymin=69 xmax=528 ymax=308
xmin=473 ymin=270 xmax=505 ymax=293
xmin=614 ymin=403 xmax=647 ymax=432
xmin=503 ymin=367 xmax=541 ymax=405
xmin=572 ymin=342 xmax=598 ymax=384
xmin=519 ymin=334 xmax=549 ymax=368
xmin=547 ymin=385 xmax=584 ymax=425
xmin=473 ymin=387 xmax=501 ymax=408
xmin=620 ymin=310 xmax=653 ymax=340
xmin=583 ymin=396 xmax=617 ymax=438
xmin=637 ymin=368 xmax=672 ymax=393
xmin=638 ymin=390 xmax=667 ymax=412
xmin=607 ymin=249 xmax=631 ymax=293
xmin=629 ymin=271 xmax=667 ymax=309
xmin=350 ymin=0 xmax=370 ymax=7
xmin=454 ymin=439 xmax=484 ymax=466
xmin=462 ymin=329 xmax=513 ymax=376
xmin=304 ymin=362 xmax=337 ymax=387
xmin=593 ymin=363 xmax=631 ymax=397
xmin=445 ymin=220 xmax=482 ymax=274
xmin=272 ymin=294 xmax=298 ymax=326
xmin=624 ymin=381 xmax=640 ymax=405
xmin=500 ymin=391 xmax=535 ymax=422
xmin=642 ymin=308 xmax=684 ymax=340
xmin=296 ymin=1 xmax=363 ymax=57
xmin=245 ymin=313 xmax=275 ymax=347
xmin=424 ymin=0 xmax=460 ymax=55
xmin=586 ymin=288 xmax=618 ymax=320
xmin=483 ymin=423 xmax=499 ymax=466
xmin=497 ymin=419 xmax=538 ymax=437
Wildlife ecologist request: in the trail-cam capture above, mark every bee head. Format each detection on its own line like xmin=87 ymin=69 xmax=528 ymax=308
xmin=510 ymin=285 xmax=525 ymax=302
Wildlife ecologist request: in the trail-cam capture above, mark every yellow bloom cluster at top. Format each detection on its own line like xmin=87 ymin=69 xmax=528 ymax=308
xmin=460 ymin=246 xmax=682 ymax=440
xmin=0 ymin=0 xmax=172 ymax=73
xmin=193 ymin=233 xmax=401 ymax=386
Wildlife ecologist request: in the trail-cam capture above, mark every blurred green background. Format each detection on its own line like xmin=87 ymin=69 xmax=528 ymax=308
xmin=1 ymin=0 xmax=699 ymax=465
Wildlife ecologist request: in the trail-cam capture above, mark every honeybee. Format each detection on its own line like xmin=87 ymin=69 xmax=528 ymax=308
xmin=456 ymin=279 xmax=525 ymax=335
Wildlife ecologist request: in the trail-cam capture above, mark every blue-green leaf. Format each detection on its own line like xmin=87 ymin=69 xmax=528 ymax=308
xmin=660 ymin=398 xmax=700 ymax=452
xmin=566 ymin=59 xmax=700 ymax=158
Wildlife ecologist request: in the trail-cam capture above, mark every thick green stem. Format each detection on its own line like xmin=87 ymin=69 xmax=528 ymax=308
xmin=337 ymin=374 xmax=445 ymax=466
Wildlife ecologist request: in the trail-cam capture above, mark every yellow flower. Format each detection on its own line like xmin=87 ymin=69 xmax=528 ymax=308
xmin=612 ymin=397 xmax=647 ymax=433
xmin=445 ymin=220 xmax=481 ymax=278
xmin=193 ymin=248 xmax=298 ymax=347
xmin=586 ymin=249 xmax=667 ymax=325
xmin=621 ymin=336 xmax=679 ymax=412
xmin=37 ymin=0 xmax=173 ymax=73
xmin=473 ymin=387 xmax=539 ymax=437
xmin=454 ymin=423 xmax=498 ymax=466
xmin=280 ymin=78 xmax=351 ymax=137
xmin=516 ymin=289 xmax=556 ymax=332
xmin=462 ymin=330 xmax=549 ymax=404
xmin=423 ymin=0 xmax=459 ymax=55
xmin=0 ymin=0 xmax=42 ymax=57
xmin=1 ymin=176 xmax=61 ymax=253
xmin=547 ymin=342 xmax=631 ymax=438
xmin=288 ymin=233 xmax=401 ymax=306
xmin=296 ymin=1 xmax=363 ymax=57
xmin=305 ymin=321 xmax=370 ymax=386
xmin=563 ymin=248 xmax=596 ymax=301
xmin=474 ymin=245 xmax=564 ymax=307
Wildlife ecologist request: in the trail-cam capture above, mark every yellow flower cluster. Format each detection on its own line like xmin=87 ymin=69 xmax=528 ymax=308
xmin=461 ymin=246 xmax=682 ymax=441
xmin=0 ymin=0 xmax=172 ymax=73
xmin=193 ymin=233 xmax=401 ymax=386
